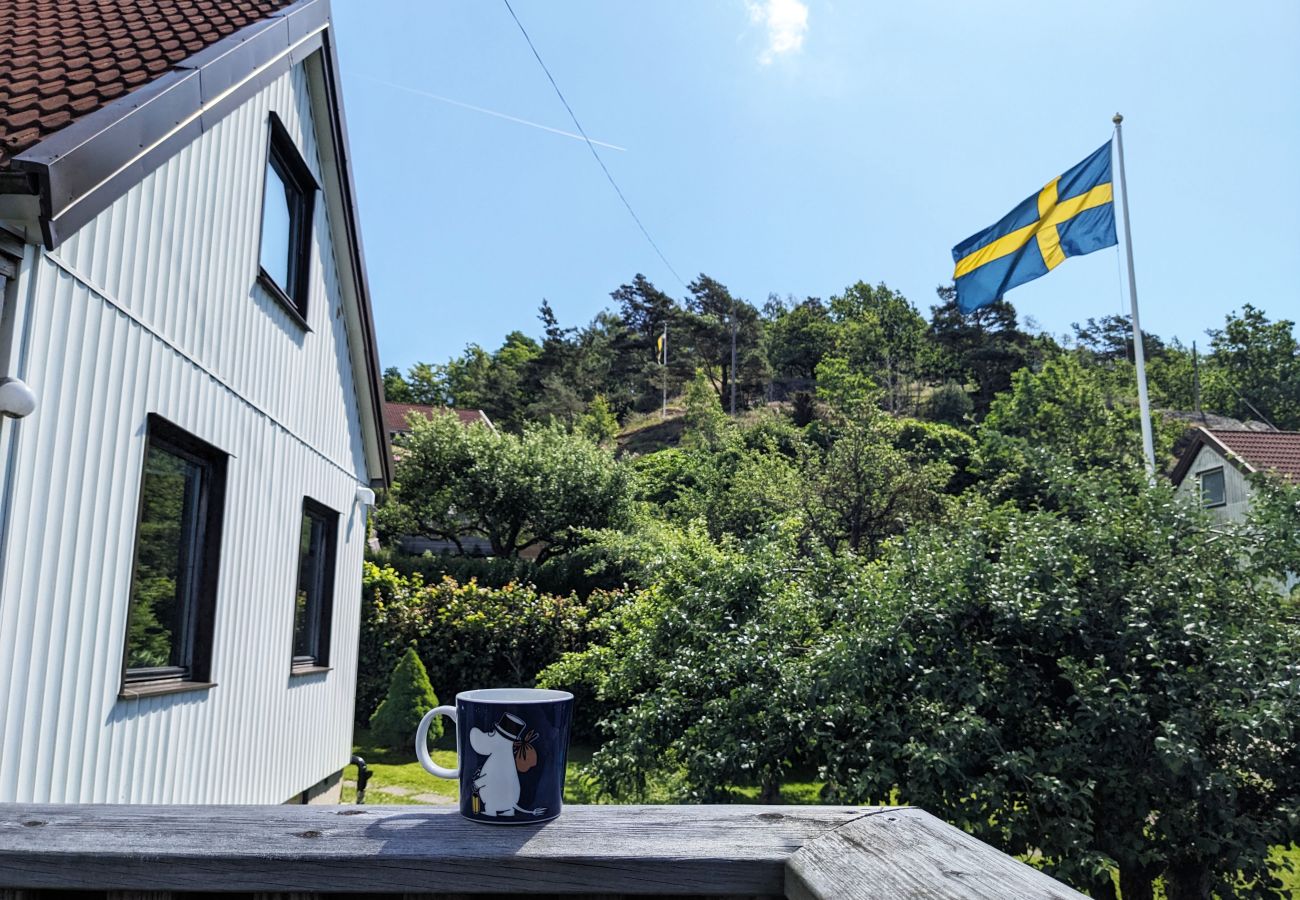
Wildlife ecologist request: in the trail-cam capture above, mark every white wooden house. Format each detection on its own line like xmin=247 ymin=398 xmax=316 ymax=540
xmin=0 ymin=0 xmax=392 ymax=804
xmin=1171 ymin=427 xmax=1300 ymax=522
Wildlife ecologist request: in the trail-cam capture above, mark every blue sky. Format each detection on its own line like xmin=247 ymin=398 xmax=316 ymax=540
xmin=331 ymin=1 xmax=1300 ymax=373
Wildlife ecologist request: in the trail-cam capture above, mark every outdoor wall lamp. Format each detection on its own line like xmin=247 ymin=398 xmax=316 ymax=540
xmin=0 ymin=377 xmax=35 ymax=418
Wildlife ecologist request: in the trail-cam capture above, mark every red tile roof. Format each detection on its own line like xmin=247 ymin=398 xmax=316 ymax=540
xmin=384 ymin=403 xmax=493 ymax=434
xmin=1207 ymin=429 xmax=1300 ymax=483
xmin=0 ymin=0 xmax=295 ymax=170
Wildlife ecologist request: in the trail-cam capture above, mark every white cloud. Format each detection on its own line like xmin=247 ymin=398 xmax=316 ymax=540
xmin=747 ymin=0 xmax=809 ymax=65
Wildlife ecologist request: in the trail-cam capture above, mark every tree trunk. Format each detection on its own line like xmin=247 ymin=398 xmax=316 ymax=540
xmin=1118 ymin=865 xmax=1156 ymax=900
xmin=1087 ymin=873 xmax=1118 ymax=900
xmin=757 ymin=774 xmax=782 ymax=805
xmin=1163 ymin=860 xmax=1212 ymax=900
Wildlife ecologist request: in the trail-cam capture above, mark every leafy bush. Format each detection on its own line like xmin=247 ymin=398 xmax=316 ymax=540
xmin=816 ymin=472 xmax=1300 ymax=898
xmin=369 ymin=646 xmax=440 ymax=751
xmin=542 ymin=520 xmax=843 ymax=802
xmin=356 ymin=562 xmax=627 ymax=740
xmin=366 ymin=546 xmax=630 ymax=599
xmin=924 ymin=380 xmax=973 ymax=424
xmin=377 ymin=412 xmax=631 ymax=560
xmin=892 ymin=417 xmax=977 ymax=494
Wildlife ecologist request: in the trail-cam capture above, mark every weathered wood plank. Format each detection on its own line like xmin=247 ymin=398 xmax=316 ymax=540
xmin=0 ymin=804 xmax=868 ymax=896
xmin=784 ymin=808 xmax=1088 ymax=899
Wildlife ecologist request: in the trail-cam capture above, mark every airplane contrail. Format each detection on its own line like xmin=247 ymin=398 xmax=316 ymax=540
xmin=357 ymin=75 xmax=628 ymax=152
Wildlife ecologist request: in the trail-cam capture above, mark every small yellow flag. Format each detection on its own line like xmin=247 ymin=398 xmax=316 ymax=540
xmin=656 ymin=334 xmax=665 ymax=363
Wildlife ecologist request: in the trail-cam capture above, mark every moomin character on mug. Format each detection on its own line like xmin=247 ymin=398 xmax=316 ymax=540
xmin=469 ymin=713 xmax=545 ymax=818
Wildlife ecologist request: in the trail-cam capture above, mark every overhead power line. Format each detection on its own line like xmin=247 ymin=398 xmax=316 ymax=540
xmin=500 ymin=0 xmax=688 ymax=291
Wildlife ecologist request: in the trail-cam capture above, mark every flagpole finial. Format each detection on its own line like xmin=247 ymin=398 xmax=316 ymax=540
xmin=1113 ymin=112 xmax=1123 ymax=125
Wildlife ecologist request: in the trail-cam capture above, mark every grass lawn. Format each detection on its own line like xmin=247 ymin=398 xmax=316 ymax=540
xmin=341 ymin=728 xmax=596 ymax=806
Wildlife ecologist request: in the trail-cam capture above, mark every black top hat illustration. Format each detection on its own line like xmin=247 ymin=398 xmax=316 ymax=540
xmin=494 ymin=713 xmax=526 ymax=742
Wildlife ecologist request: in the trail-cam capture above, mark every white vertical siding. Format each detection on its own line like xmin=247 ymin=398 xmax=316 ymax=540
xmin=1174 ymin=445 xmax=1252 ymax=523
xmin=56 ymin=62 xmax=368 ymax=479
xmin=0 ymin=57 xmax=372 ymax=804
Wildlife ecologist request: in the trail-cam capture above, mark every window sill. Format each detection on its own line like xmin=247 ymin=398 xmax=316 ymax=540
xmin=256 ymin=267 xmax=312 ymax=331
xmin=289 ymin=665 xmax=332 ymax=678
xmin=119 ymin=680 xmax=217 ymax=701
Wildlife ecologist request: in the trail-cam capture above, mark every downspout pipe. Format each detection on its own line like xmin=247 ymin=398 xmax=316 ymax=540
xmin=350 ymin=755 xmax=371 ymax=804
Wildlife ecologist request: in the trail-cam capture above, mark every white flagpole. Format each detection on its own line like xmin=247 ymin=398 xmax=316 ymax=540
xmin=1113 ymin=113 xmax=1157 ymax=479
xmin=661 ymin=323 xmax=668 ymax=420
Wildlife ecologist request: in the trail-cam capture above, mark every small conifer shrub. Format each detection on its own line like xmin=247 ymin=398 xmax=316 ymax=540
xmin=369 ymin=645 xmax=441 ymax=751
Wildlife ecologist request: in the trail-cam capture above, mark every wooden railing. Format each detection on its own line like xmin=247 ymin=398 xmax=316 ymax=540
xmin=0 ymin=803 xmax=1087 ymax=898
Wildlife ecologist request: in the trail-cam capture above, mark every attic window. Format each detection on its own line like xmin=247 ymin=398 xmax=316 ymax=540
xmin=257 ymin=113 xmax=317 ymax=325
xmin=1198 ymin=467 xmax=1226 ymax=508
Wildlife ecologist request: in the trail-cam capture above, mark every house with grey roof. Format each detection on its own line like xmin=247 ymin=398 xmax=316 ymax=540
xmin=0 ymin=0 xmax=391 ymax=804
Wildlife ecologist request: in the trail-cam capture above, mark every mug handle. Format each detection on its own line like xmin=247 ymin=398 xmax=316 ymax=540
xmin=416 ymin=706 xmax=458 ymax=779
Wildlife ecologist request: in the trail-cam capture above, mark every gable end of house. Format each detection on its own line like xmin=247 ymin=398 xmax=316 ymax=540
xmin=0 ymin=0 xmax=391 ymax=486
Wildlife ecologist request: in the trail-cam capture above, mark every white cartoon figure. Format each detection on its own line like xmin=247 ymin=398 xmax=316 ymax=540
xmin=469 ymin=713 xmax=546 ymax=818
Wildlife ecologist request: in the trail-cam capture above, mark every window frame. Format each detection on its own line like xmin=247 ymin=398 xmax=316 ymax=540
xmin=290 ymin=497 xmax=339 ymax=674
xmin=1197 ymin=466 xmax=1227 ymax=508
xmin=119 ymin=414 xmax=228 ymax=698
xmin=256 ymin=112 xmax=318 ymax=328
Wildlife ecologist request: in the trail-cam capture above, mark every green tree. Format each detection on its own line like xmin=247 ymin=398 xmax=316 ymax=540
xmin=893 ymin=417 xmax=977 ymax=494
xmin=928 ymin=286 xmax=1048 ymax=416
xmin=924 ymin=380 xmax=973 ymax=425
xmin=1204 ymin=304 xmax=1300 ymax=429
xmin=406 ymin=358 xmax=459 ymax=406
xmin=975 ymin=353 xmax=1175 ymax=501
xmin=550 ymin=522 xmax=836 ymax=803
xmin=680 ymin=274 xmax=769 ymax=409
xmin=766 ymin=296 xmax=835 ymax=381
xmin=1244 ymin=474 xmax=1300 ymax=598
xmin=577 ymin=394 xmax=620 ymax=447
xmin=377 ymin=412 xmax=630 ymax=560
xmin=611 ymin=274 xmax=686 ymax=412
xmin=408 ymin=333 xmax=544 ymax=429
xmin=382 ymin=366 xmax=414 ymax=402
xmin=369 ymin=645 xmax=441 ymax=751
xmin=1070 ymin=314 xmax=1167 ymax=364
xmin=817 ymin=472 xmax=1300 ymax=898
xmin=830 ymin=281 xmax=928 ymax=415
xmin=812 ymin=355 xmax=878 ymax=417
xmin=612 ymin=273 xmax=678 ymax=341
xmin=572 ymin=311 xmax=648 ymax=415
xmin=798 ymin=406 xmax=951 ymax=556
xmin=682 ymin=369 xmax=731 ymax=449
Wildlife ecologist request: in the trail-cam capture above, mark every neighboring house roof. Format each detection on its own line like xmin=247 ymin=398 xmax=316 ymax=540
xmin=384 ymin=402 xmax=494 ymax=435
xmin=1161 ymin=410 xmax=1275 ymax=433
xmin=0 ymin=0 xmax=393 ymax=486
xmin=0 ymin=0 xmax=295 ymax=173
xmin=1170 ymin=427 xmax=1300 ymax=486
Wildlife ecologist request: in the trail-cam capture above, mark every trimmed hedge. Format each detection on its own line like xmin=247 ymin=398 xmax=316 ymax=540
xmin=356 ymin=562 xmax=626 ymax=740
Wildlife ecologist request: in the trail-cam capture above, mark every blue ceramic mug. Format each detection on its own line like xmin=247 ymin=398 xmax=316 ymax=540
xmin=416 ymin=688 xmax=574 ymax=824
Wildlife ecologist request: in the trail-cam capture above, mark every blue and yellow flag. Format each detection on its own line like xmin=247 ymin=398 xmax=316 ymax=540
xmin=952 ymin=141 xmax=1117 ymax=314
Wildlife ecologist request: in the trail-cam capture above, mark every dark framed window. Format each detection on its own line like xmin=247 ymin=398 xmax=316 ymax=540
xmin=1198 ymin=467 xmax=1226 ymax=508
xmin=257 ymin=112 xmax=317 ymax=325
xmin=292 ymin=498 xmax=338 ymax=671
xmin=121 ymin=415 xmax=228 ymax=693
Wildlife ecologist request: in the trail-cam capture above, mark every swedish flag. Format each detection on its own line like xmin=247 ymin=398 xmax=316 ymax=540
xmin=952 ymin=141 xmax=1117 ymax=314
